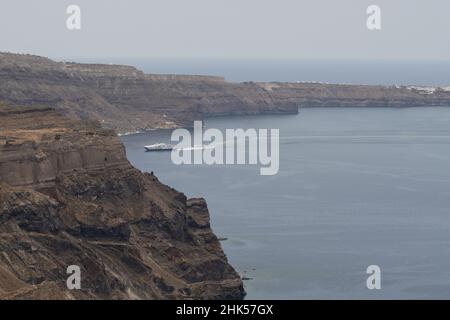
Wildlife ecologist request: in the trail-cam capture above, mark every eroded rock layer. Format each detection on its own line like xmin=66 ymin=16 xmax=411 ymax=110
xmin=2 ymin=52 xmax=449 ymax=134
xmin=0 ymin=105 xmax=245 ymax=299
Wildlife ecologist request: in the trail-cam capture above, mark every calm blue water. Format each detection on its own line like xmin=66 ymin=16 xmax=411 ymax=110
xmin=121 ymin=107 xmax=450 ymax=299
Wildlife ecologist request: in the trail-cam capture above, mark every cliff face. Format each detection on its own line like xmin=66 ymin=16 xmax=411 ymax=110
xmin=257 ymin=82 xmax=450 ymax=108
xmin=0 ymin=105 xmax=245 ymax=299
xmin=0 ymin=53 xmax=297 ymax=133
xmin=2 ymin=52 xmax=448 ymax=134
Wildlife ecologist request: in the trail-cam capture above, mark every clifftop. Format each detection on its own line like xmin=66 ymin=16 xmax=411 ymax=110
xmin=63 ymin=62 xmax=145 ymax=78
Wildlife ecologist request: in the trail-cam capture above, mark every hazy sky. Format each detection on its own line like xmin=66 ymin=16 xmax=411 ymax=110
xmin=0 ymin=0 xmax=449 ymax=60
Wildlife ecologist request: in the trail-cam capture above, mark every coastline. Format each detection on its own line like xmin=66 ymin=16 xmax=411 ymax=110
xmin=2 ymin=52 xmax=450 ymax=135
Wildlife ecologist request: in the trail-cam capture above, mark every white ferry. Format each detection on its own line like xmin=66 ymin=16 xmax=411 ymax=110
xmin=144 ymin=143 xmax=174 ymax=152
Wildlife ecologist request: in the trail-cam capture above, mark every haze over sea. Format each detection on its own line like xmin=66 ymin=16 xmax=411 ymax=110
xmin=75 ymin=58 xmax=450 ymax=86
xmin=120 ymin=60 xmax=450 ymax=298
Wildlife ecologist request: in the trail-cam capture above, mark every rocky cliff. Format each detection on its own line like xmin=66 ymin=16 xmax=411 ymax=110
xmin=258 ymin=82 xmax=450 ymax=109
xmin=2 ymin=52 xmax=449 ymax=134
xmin=0 ymin=105 xmax=245 ymax=299
xmin=0 ymin=53 xmax=297 ymax=133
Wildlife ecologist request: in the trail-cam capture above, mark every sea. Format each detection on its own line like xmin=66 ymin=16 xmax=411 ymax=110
xmin=119 ymin=60 xmax=450 ymax=299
